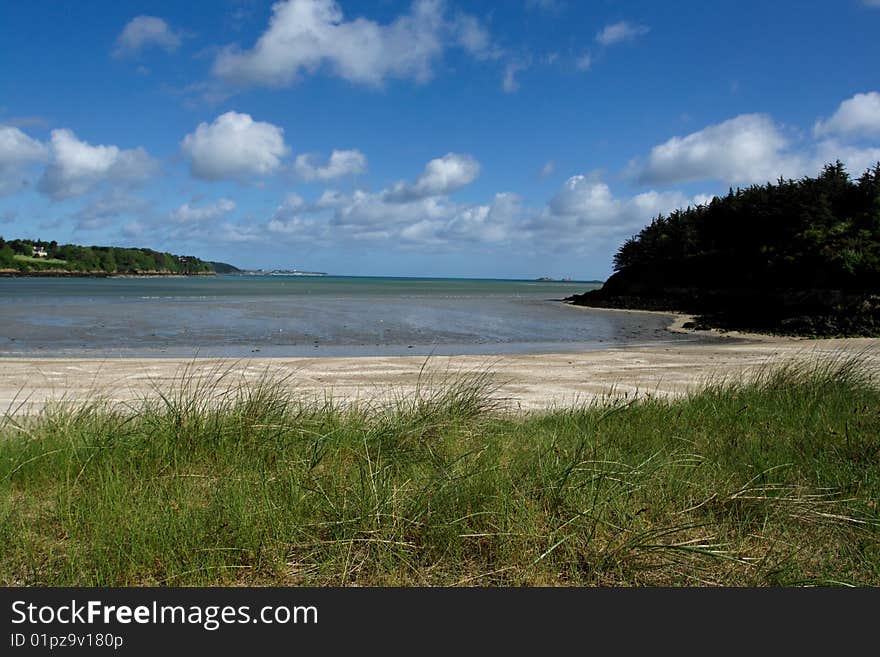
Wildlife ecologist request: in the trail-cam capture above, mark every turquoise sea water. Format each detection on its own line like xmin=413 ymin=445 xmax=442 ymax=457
xmin=0 ymin=275 xmax=714 ymax=357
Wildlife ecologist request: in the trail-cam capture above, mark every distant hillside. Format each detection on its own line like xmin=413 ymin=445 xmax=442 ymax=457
xmin=0 ymin=237 xmax=235 ymax=276
xmin=208 ymin=261 xmax=242 ymax=274
xmin=567 ymin=162 xmax=880 ymax=336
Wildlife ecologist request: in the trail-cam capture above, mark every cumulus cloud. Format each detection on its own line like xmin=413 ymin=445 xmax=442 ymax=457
xmin=526 ymin=174 xmax=705 ymax=247
xmin=0 ymin=124 xmax=48 ymax=196
xmin=596 ymin=21 xmax=650 ymax=46
xmin=272 ymin=192 xmax=309 ymax=219
xmin=171 ymin=90 xmax=880 ymax=255
xmin=548 ymin=174 xmax=619 ymax=218
xmin=72 ymin=192 xmax=152 ymax=231
xmin=294 ymin=149 xmax=367 ymax=181
xmin=384 ymin=153 xmax=480 ymax=202
xmin=212 ymin=0 xmax=493 ymax=88
xmin=299 ymin=176 xmax=699 ymax=250
xmin=266 ymin=152 xmax=485 ymax=244
xmin=280 ymin=190 xmax=492 ymax=246
xmin=170 ymin=197 xmax=236 ymax=224
xmin=181 ymin=111 xmax=289 ymax=181
xmin=266 ymin=194 xmax=322 ymax=239
xmin=814 ymin=91 xmax=880 ymax=139
xmin=262 ymin=152 xmax=708 ymax=253
xmin=442 ymin=192 xmax=521 ymax=243
xmin=636 ymin=113 xmax=801 ymax=186
xmin=635 ymin=106 xmax=880 ymax=187
xmin=812 ymin=139 xmax=880 ymax=178
xmin=114 ymin=16 xmax=183 ymax=56
xmin=539 ymin=161 xmax=555 ymax=179
xmin=38 ymin=129 xmax=158 ymax=200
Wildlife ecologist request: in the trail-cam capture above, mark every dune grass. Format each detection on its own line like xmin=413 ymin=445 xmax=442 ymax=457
xmin=1 ymin=355 xmax=878 ymax=586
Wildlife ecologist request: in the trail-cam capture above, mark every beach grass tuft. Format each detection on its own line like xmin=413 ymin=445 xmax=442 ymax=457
xmin=1 ymin=354 xmax=878 ymax=586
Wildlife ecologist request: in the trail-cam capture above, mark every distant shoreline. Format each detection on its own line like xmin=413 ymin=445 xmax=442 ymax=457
xmin=559 ymin=299 xmax=787 ymax=341
xmin=0 ymin=269 xmax=216 ymax=278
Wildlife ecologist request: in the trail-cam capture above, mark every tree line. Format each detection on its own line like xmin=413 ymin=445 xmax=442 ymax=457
xmin=570 ymin=162 xmax=880 ymax=335
xmin=614 ymin=161 xmax=880 ymax=290
xmin=0 ymin=237 xmax=215 ymax=275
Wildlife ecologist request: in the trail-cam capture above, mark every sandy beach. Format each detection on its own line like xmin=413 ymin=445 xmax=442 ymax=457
xmin=3 ymin=333 xmax=877 ymax=414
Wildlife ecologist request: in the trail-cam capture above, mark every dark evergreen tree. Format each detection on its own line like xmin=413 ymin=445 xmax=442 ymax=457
xmin=571 ymin=162 xmax=880 ymax=336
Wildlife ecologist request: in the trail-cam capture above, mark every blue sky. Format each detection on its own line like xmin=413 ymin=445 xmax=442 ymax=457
xmin=1 ymin=0 xmax=879 ymax=278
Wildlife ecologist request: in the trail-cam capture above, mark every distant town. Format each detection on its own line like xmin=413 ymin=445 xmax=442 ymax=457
xmin=237 ymin=269 xmax=328 ymax=277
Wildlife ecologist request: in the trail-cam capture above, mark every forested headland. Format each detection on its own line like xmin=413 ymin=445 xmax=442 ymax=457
xmin=0 ymin=237 xmax=238 ymax=276
xmin=567 ymin=162 xmax=880 ymax=336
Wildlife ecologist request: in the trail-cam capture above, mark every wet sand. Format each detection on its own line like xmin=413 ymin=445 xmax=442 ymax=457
xmin=3 ymin=334 xmax=877 ymax=414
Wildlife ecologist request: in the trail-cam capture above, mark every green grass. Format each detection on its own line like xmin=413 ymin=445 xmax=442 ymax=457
xmin=1 ymin=356 xmax=878 ymax=586
xmin=12 ymin=254 xmax=68 ymax=267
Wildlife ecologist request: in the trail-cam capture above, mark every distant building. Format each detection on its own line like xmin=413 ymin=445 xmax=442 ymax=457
xmin=32 ymin=246 xmax=48 ymax=257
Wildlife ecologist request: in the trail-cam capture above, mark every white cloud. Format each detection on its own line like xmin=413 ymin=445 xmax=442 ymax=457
xmin=333 ymin=189 xmax=453 ymax=227
xmin=121 ymin=221 xmax=146 ymax=239
xmin=213 ymin=0 xmax=492 ymax=88
xmin=452 ymin=13 xmax=495 ymax=60
xmin=266 ymin=215 xmax=319 ymax=238
xmin=279 ymin=190 xmax=500 ymax=246
xmin=548 ymin=174 xmax=619 ymax=219
xmin=635 ymin=108 xmax=880 ymax=187
xmin=636 ymin=113 xmax=801 ymax=186
xmin=277 ymin=192 xmax=307 ymax=214
xmin=502 ymin=60 xmax=527 ymax=93
xmin=532 ymin=174 xmax=702 ymax=245
xmin=596 ymin=21 xmax=650 ymax=46
xmin=38 ymin=129 xmax=158 ymax=200
xmin=539 ymin=161 xmax=555 ymax=178
xmin=216 ymin=222 xmax=265 ymax=244
xmin=264 ymin=152 xmax=485 ymax=244
xmin=181 ymin=111 xmax=289 ymax=181
xmin=384 ymin=152 xmax=480 ymax=202
xmin=261 ymin=161 xmax=707 ymax=253
xmin=814 ymin=91 xmax=880 ymax=139
xmin=72 ymin=192 xmax=151 ymax=231
xmin=266 ymin=194 xmax=321 ymax=239
xmin=294 ymin=149 xmax=367 ymax=181
xmin=170 ymin=198 xmax=236 ymax=224
xmin=812 ymin=140 xmax=880 ymax=178
xmin=0 ymin=125 xmax=48 ymax=196
xmin=575 ymin=53 xmax=592 ymax=72
xmin=114 ymin=16 xmax=182 ymax=56
xmin=442 ymin=193 xmax=520 ymax=243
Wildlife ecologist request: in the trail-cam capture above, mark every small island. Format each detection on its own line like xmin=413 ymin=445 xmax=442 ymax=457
xmin=567 ymin=162 xmax=880 ymax=337
xmin=0 ymin=237 xmax=238 ymax=277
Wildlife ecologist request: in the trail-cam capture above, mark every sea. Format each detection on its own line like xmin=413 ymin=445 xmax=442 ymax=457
xmin=0 ymin=275 xmax=716 ymax=358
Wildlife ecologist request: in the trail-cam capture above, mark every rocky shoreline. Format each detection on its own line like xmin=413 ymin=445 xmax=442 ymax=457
xmin=565 ymin=266 xmax=879 ymax=337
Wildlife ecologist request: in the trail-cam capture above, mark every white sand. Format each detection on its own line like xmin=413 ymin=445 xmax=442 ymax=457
xmin=2 ymin=334 xmax=877 ymax=414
